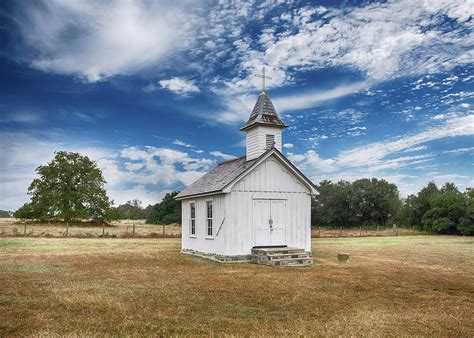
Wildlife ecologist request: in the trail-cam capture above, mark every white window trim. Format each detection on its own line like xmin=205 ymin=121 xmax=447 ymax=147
xmin=189 ymin=201 xmax=196 ymax=238
xmin=205 ymin=199 xmax=213 ymax=238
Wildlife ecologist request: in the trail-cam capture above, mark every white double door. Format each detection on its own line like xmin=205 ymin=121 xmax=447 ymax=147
xmin=253 ymin=198 xmax=286 ymax=247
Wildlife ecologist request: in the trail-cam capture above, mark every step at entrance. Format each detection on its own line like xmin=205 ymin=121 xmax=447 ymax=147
xmin=251 ymin=247 xmax=313 ymax=267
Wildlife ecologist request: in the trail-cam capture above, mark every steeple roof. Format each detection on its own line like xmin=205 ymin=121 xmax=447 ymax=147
xmin=240 ymin=91 xmax=288 ymax=131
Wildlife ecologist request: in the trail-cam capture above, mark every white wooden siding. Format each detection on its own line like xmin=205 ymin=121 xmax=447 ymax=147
xmin=181 ymin=155 xmax=312 ymax=256
xmin=225 ymin=156 xmax=311 ymax=255
xmin=246 ymin=126 xmax=282 ymax=160
xmin=181 ymin=194 xmax=227 ymax=255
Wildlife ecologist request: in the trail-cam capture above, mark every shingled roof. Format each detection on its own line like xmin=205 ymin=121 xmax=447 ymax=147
xmin=175 ymin=156 xmax=258 ymax=199
xmin=175 ymin=148 xmax=318 ymax=200
xmin=240 ymin=91 xmax=288 ymax=131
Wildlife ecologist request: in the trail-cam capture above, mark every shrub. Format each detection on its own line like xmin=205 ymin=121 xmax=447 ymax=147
xmin=432 ymin=217 xmax=455 ymax=234
xmin=457 ymin=218 xmax=474 ymax=236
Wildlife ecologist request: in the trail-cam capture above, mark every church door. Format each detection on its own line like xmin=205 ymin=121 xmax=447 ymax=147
xmin=253 ymin=199 xmax=286 ymax=247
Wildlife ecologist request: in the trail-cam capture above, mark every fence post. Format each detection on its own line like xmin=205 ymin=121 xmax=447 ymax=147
xmin=318 ymin=225 xmax=320 ymax=238
xmin=24 ymin=223 xmax=27 ymax=236
xmin=133 ymin=223 xmax=136 ymax=236
xmin=66 ymin=222 xmax=69 ymax=237
xmin=359 ymin=225 xmax=362 ymax=237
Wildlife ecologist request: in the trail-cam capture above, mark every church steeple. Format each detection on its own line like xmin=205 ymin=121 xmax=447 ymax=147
xmin=241 ymin=88 xmax=287 ymax=161
xmin=240 ymin=90 xmax=288 ymax=132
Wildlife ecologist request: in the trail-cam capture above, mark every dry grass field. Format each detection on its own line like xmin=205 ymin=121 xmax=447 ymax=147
xmin=0 ymin=218 xmax=181 ymax=238
xmin=1 ymin=218 xmax=424 ymax=239
xmin=1 ymin=236 xmax=473 ymax=336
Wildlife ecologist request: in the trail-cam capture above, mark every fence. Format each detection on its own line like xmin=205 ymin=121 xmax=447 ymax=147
xmin=0 ymin=219 xmax=182 ymax=238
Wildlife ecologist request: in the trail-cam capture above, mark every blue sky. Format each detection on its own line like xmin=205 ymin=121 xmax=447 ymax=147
xmin=0 ymin=0 xmax=473 ymax=210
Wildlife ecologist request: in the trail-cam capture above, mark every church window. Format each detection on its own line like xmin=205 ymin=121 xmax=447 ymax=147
xmin=206 ymin=200 xmax=213 ymax=236
xmin=190 ymin=202 xmax=196 ymax=235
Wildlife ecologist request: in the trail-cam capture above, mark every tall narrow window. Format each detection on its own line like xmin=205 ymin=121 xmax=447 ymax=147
xmin=266 ymin=134 xmax=275 ymax=149
xmin=190 ymin=202 xmax=196 ymax=236
xmin=206 ymin=200 xmax=213 ymax=236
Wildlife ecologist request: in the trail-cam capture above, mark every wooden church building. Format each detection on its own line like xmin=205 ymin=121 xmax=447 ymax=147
xmin=176 ymin=88 xmax=318 ymax=266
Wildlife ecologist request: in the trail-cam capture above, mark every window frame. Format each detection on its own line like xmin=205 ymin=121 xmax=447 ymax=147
xmin=206 ymin=199 xmax=213 ymax=238
xmin=265 ymin=134 xmax=275 ymax=149
xmin=189 ymin=201 xmax=196 ymax=237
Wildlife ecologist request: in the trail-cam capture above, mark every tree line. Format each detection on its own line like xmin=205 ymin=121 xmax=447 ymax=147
xmin=312 ymin=178 xmax=473 ymax=235
xmin=108 ymin=192 xmax=180 ymax=225
xmin=12 ymin=151 xmax=474 ymax=236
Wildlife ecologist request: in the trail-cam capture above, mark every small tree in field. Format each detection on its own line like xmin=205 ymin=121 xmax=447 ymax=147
xmin=21 ymin=151 xmax=112 ymax=235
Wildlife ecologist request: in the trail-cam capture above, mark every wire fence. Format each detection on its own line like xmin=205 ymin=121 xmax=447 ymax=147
xmin=0 ymin=219 xmax=181 ymax=238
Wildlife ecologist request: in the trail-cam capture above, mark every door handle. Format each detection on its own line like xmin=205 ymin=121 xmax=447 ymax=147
xmin=269 ymin=218 xmax=273 ymax=231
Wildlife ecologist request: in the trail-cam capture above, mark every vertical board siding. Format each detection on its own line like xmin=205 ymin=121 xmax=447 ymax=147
xmin=229 ymin=156 xmax=311 ymax=255
xmin=181 ymin=155 xmax=312 ymax=256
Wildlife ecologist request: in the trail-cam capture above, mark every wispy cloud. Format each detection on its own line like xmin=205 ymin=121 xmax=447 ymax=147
xmin=210 ymin=151 xmax=237 ymax=161
xmin=158 ymin=77 xmax=200 ymax=95
xmin=12 ymin=0 xmax=202 ymax=82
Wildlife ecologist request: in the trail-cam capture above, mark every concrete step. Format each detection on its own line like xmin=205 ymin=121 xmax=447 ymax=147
xmin=262 ymin=258 xmax=313 ymax=267
xmin=266 ymin=252 xmax=311 ymax=260
xmin=252 ymin=247 xmax=305 ymax=255
xmin=251 ymin=247 xmax=313 ymax=267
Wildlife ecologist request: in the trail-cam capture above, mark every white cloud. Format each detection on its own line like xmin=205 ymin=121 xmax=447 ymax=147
xmin=0 ymin=133 xmax=216 ymax=210
xmin=253 ymin=0 xmax=472 ymax=83
xmin=286 ymin=153 xmax=306 ymax=163
xmin=213 ymin=82 xmax=369 ymax=124
xmin=336 ymin=114 xmax=474 ymax=167
xmin=108 ymin=185 xmax=170 ymax=207
xmin=283 ymin=143 xmax=294 ymax=149
xmin=14 ymin=0 xmax=200 ymax=82
xmin=287 ymin=114 xmax=474 ymax=195
xmin=210 ymin=151 xmax=237 ymax=161
xmin=159 ymin=77 xmax=200 ymax=95
xmin=273 ymin=81 xmax=370 ymax=112
xmin=304 ymin=150 xmax=337 ymax=173
xmin=443 ymin=147 xmax=474 ymax=154
xmin=403 ymin=145 xmax=428 ymax=153
xmin=172 ymin=139 xmax=194 ymax=148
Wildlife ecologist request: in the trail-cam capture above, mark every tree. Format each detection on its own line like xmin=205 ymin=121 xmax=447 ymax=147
xmin=350 ymin=178 xmax=400 ymax=227
xmin=146 ymin=191 xmax=181 ymax=225
xmin=400 ymin=182 xmax=439 ymax=230
xmin=458 ymin=188 xmax=474 ymax=235
xmin=14 ymin=203 xmax=38 ymax=220
xmin=312 ymin=178 xmax=400 ymax=228
xmin=116 ymin=199 xmax=146 ymax=219
xmin=20 ymin=151 xmax=112 ymax=232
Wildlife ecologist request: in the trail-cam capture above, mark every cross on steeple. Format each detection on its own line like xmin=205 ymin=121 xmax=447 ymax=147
xmin=255 ymin=66 xmax=272 ymax=92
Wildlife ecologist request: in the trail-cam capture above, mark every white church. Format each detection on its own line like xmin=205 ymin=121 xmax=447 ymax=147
xmin=176 ymin=85 xmax=318 ymax=266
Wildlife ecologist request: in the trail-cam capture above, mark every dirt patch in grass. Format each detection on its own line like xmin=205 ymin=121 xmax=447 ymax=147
xmin=0 ymin=236 xmax=473 ymax=336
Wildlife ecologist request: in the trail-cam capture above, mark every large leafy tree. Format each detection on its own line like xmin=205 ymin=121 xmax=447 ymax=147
xmin=17 ymin=151 xmax=111 ymax=224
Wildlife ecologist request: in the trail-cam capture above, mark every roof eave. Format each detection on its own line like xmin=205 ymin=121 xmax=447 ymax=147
xmin=239 ymin=122 xmax=288 ymax=132
xmin=175 ymin=190 xmax=226 ymax=201
xmin=222 ymin=148 xmax=318 ymax=195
